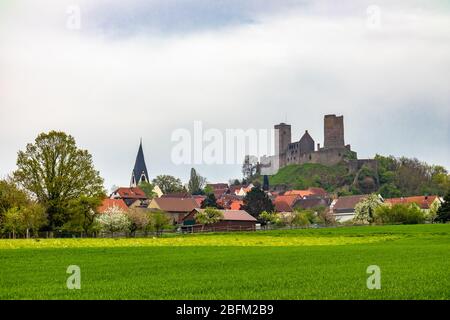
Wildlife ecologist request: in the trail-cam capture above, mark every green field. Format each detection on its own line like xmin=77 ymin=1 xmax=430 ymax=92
xmin=0 ymin=224 xmax=449 ymax=299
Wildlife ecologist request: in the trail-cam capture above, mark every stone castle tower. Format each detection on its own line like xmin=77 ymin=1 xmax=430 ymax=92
xmin=323 ymin=114 xmax=345 ymax=149
xmin=274 ymin=123 xmax=291 ymax=167
xmin=274 ymin=114 xmax=357 ymax=167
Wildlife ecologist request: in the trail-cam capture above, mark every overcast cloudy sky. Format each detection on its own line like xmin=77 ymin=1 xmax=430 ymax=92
xmin=1 ymin=0 xmax=449 ymax=190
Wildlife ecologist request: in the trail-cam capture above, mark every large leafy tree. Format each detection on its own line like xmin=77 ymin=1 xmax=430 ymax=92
xmin=187 ymin=168 xmax=206 ymax=195
xmin=152 ymin=175 xmax=184 ymax=194
xmin=242 ymin=187 xmax=274 ymax=218
xmin=436 ymin=191 xmax=450 ymax=223
xmin=14 ymin=131 xmax=105 ymax=230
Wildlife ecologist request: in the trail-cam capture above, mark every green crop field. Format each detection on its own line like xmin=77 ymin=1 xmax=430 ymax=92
xmin=0 ymin=224 xmax=449 ymax=299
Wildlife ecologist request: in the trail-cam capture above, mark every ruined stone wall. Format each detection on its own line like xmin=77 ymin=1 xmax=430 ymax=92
xmin=286 ymin=147 xmax=357 ymax=167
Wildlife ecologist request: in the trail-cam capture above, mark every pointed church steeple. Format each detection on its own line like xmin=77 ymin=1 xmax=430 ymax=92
xmin=131 ymin=140 xmax=149 ymax=187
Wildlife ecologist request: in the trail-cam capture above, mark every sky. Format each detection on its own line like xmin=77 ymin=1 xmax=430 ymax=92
xmin=0 ymin=0 xmax=449 ymax=191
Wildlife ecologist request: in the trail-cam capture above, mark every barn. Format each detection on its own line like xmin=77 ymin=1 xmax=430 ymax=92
xmin=182 ymin=208 xmax=257 ymax=232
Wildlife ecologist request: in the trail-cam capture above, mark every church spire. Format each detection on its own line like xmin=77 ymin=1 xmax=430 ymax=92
xmin=131 ymin=140 xmax=149 ymax=187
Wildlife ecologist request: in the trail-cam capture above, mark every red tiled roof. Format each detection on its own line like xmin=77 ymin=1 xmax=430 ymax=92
xmin=230 ymin=200 xmax=243 ymax=210
xmin=188 ymin=209 xmax=257 ymax=222
xmin=385 ymin=196 xmax=439 ymax=209
xmin=284 ymin=187 xmax=327 ymax=198
xmin=333 ymin=195 xmax=368 ymax=211
xmin=273 ymin=195 xmax=300 ymax=212
xmin=153 ymin=197 xmax=199 ymax=213
xmin=207 ymin=183 xmax=229 ymax=190
xmin=192 ymin=195 xmax=207 ymax=207
xmin=112 ymin=187 xmax=147 ymax=199
xmin=98 ymin=198 xmax=128 ymax=213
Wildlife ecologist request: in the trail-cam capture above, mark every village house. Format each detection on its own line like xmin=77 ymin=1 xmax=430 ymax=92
xmin=329 ymin=194 xmax=369 ymax=222
xmin=385 ymin=195 xmax=442 ymax=213
xmin=292 ymin=197 xmax=331 ymax=211
xmin=148 ymin=197 xmax=199 ymax=224
xmin=284 ymin=187 xmax=327 ymax=198
xmin=98 ymin=198 xmax=129 ymax=213
xmin=273 ymin=195 xmax=301 ymax=212
xmin=110 ymin=187 xmax=148 ymax=207
xmin=182 ymin=208 xmax=257 ymax=232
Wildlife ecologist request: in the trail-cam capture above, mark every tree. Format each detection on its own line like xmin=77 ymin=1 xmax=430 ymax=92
xmin=139 ymin=181 xmax=157 ymax=199
xmin=188 ymin=168 xmax=207 ymax=195
xmin=148 ymin=210 xmax=172 ymax=236
xmin=436 ymin=191 xmax=450 ymax=223
xmin=126 ymin=208 xmax=149 ymax=236
xmin=2 ymin=207 xmax=24 ymax=238
xmin=14 ymin=131 xmax=105 ymax=230
xmin=0 ymin=178 xmax=28 ymax=217
xmin=242 ymin=187 xmax=274 ymax=218
xmin=96 ymin=206 xmax=130 ymax=237
xmin=194 ymin=207 xmax=223 ymax=231
xmin=152 ymin=175 xmax=184 ymax=194
xmin=353 ymin=194 xmax=383 ymax=224
xmin=203 ymin=185 xmax=214 ymax=195
xmin=259 ymin=211 xmax=279 ymax=228
xmin=65 ymin=196 xmax=102 ymax=235
xmin=21 ymin=203 xmax=46 ymax=238
xmin=201 ymin=193 xmax=220 ymax=209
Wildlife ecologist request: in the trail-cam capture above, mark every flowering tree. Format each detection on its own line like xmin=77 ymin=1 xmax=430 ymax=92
xmin=353 ymin=194 xmax=383 ymax=224
xmin=96 ymin=205 xmax=130 ymax=237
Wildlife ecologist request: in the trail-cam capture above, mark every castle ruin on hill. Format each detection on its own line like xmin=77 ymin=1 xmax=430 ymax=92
xmin=264 ymin=114 xmax=378 ymax=175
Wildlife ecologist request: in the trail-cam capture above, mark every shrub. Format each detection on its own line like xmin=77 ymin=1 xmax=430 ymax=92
xmin=374 ymin=203 xmax=425 ymax=225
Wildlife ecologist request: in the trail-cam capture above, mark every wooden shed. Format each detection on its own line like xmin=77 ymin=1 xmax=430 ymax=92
xmin=182 ymin=208 xmax=257 ymax=232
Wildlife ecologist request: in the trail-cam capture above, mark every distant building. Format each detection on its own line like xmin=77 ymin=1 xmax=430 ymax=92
xmin=98 ymin=198 xmax=129 ymax=213
xmin=148 ymin=197 xmax=199 ymax=224
xmin=385 ymin=195 xmax=442 ymax=213
xmin=110 ymin=187 xmax=148 ymax=207
xmin=330 ymin=194 xmax=369 ymax=222
xmin=262 ymin=115 xmax=378 ymax=177
xmin=273 ymin=195 xmax=301 ymax=212
xmin=182 ymin=209 xmax=257 ymax=232
xmin=130 ymin=140 xmax=149 ymax=187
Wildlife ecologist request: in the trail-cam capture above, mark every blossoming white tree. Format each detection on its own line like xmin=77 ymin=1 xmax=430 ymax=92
xmin=96 ymin=205 xmax=130 ymax=237
xmin=353 ymin=194 xmax=383 ymax=224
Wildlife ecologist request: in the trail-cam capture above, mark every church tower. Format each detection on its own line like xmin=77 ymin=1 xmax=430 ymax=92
xmin=131 ymin=140 xmax=149 ymax=187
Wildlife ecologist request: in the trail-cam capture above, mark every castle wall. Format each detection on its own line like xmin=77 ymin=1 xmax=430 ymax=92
xmin=286 ymin=147 xmax=357 ymax=167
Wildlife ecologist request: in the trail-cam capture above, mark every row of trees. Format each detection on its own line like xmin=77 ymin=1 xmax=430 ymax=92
xmin=375 ymin=155 xmax=449 ymax=198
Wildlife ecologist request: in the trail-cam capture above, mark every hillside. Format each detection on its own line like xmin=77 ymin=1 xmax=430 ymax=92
xmin=265 ymin=163 xmax=368 ymax=195
xmin=264 ymin=155 xmax=450 ymax=197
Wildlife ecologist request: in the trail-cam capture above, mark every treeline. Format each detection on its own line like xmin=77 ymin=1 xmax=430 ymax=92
xmin=375 ymin=155 xmax=449 ymax=198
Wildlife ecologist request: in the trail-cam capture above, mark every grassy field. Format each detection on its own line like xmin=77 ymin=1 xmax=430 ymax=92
xmin=0 ymin=224 xmax=449 ymax=299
